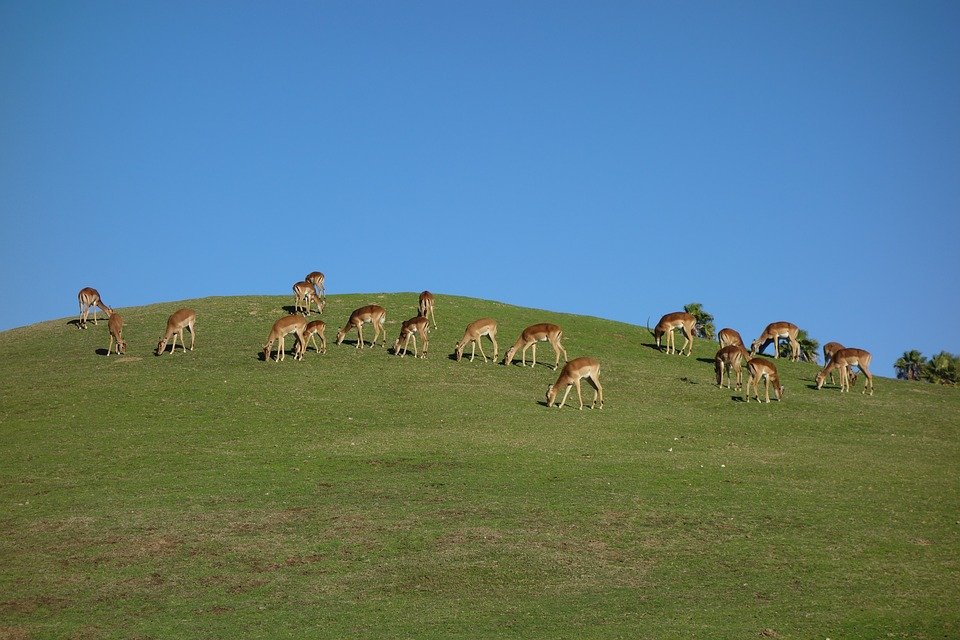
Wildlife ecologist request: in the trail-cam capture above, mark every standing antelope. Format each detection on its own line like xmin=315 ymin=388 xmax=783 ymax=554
xmin=502 ymin=323 xmax=568 ymax=369
xmin=393 ymin=316 xmax=430 ymax=358
xmin=750 ymin=322 xmax=800 ymax=361
xmin=816 ymin=348 xmax=874 ymax=395
xmin=304 ymin=271 xmax=325 ymax=300
xmin=155 ymin=309 xmax=196 ymax=356
xmin=744 ymin=358 xmax=784 ymax=403
xmin=300 ymin=320 xmax=327 ymax=355
xmin=454 ymin=318 xmax=499 ymax=363
xmin=77 ymin=287 xmax=113 ymax=328
xmin=263 ymin=315 xmax=307 ymax=362
xmin=418 ymin=291 xmax=437 ymax=328
xmin=106 ymin=313 xmax=126 ymax=356
xmin=336 ymin=305 xmax=387 ymax=349
xmin=715 ymin=344 xmax=750 ymax=390
xmin=718 ymin=327 xmax=746 ymax=348
xmin=293 ymin=281 xmax=325 ymax=315
xmin=649 ymin=312 xmax=696 ymax=356
xmin=546 ymin=357 xmax=604 ymax=410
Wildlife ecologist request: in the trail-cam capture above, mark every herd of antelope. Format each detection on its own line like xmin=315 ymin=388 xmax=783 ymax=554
xmin=75 ymin=276 xmax=873 ymax=410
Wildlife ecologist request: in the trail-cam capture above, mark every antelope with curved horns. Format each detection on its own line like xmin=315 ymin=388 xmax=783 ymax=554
xmin=393 ymin=316 xmax=430 ymax=359
xmin=418 ymin=291 xmax=437 ymax=329
xmin=304 ymin=271 xmax=325 ymax=300
xmin=155 ymin=309 xmax=196 ymax=356
xmin=718 ymin=327 xmax=746 ymax=349
xmin=77 ymin=287 xmax=113 ymax=328
xmin=107 ymin=313 xmax=126 ymax=356
xmin=293 ymin=280 xmax=325 ymax=315
xmin=648 ymin=312 xmax=696 ymax=356
xmin=715 ymin=344 xmax=750 ymax=390
xmin=744 ymin=358 xmax=784 ymax=403
xmin=546 ymin=357 xmax=604 ymax=410
xmin=263 ymin=314 xmax=307 ymax=362
xmin=335 ymin=305 xmax=387 ymax=349
xmin=454 ymin=318 xmax=499 ymax=363
xmin=816 ymin=348 xmax=874 ymax=395
xmin=750 ymin=322 xmax=800 ymax=361
xmin=502 ymin=323 xmax=568 ymax=369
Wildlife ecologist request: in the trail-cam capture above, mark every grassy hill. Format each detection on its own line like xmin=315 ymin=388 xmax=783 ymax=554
xmin=1 ymin=293 xmax=958 ymax=639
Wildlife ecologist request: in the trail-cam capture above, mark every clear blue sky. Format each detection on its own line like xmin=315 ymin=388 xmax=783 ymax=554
xmin=2 ymin=1 xmax=959 ymax=377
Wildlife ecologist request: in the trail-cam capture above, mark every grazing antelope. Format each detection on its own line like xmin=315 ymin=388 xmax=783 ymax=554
xmin=155 ymin=309 xmax=196 ymax=356
xmin=750 ymin=322 xmax=800 ymax=361
xmin=715 ymin=344 xmax=750 ymax=390
xmin=418 ymin=291 xmax=437 ymax=328
xmin=502 ymin=323 xmax=568 ymax=369
xmin=263 ymin=315 xmax=307 ymax=362
xmin=336 ymin=305 xmax=387 ymax=349
xmin=649 ymin=312 xmax=696 ymax=356
xmin=744 ymin=358 xmax=784 ymax=403
xmin=546 ymin=357 xmax=604 ymax=410
xmin=304 ymin=271 xmax=325 ymax=300
xmin=300 ymin=320 xmax=327 ymax=355
xmin=393 ymin=316 xmax=430 ymax=358
xmin=718 ymin=327 xmax=746 ymax=348
xmin=816 ymin=348 xmax=874 ymax=395
xmin=106 ymin=313 xmax=126 ymax=356
xmin=77 ymin=287 xmax=113 ymax=328
xmin=454 ymin=318 xmax=499 ymax=363
xmin=293 ymin=280 xmax=325 ymax=315
xmin=822 ymin=341 xmax=857 ymax=386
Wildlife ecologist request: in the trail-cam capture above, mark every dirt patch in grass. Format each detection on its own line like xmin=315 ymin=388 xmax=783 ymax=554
xmin=0 ymin=627 xmax=32 ymax=640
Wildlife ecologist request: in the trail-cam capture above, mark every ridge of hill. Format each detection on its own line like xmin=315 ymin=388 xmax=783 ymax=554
xmin=1 ymin=293 xmax=957 ymax=638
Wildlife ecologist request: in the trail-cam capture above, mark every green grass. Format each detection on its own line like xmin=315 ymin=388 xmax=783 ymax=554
xmin=1 ymin=293 xmax=958 ymax=639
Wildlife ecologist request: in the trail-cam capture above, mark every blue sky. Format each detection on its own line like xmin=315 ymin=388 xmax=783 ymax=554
xmin=2 ymin=1 xmax=958 ymax=376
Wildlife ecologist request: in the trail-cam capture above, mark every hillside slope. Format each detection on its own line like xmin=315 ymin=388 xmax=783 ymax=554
xmin=1 ymin=293 xmax=958 ymax=639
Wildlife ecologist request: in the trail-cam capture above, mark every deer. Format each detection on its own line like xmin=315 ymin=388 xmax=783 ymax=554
xmin=502 ymin=323 xmax=568 ymax=370
xmin=418 ymin=291 xmax=437 ymax=329
xmin=454 ymin=318 xmax=499 ymax=363
xmin=545 ymin=357 xmax=604 ymax=410
xmin=263 ymin=314 xmax=307 ymax=362
xmin=393 ymin=316 xmax=430 ymax=358
xmin=715 ymin=344 xmax=750 ymax=390
xmin=106 ymin=313 xmax=126 ymax=356
xmin=77 ymin=287 xmax=113 ymax=328
xmin=744 ymin=358 xmax=784 ymax=403
xmin=155 ymin=309 xmax=196 ymax=356
xmin=335 ymin=305 xmax=387 ymax=349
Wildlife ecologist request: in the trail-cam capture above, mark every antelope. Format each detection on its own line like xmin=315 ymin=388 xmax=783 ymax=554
xmin=718 ymin=327 xmax=746 ymax=348
xmin=304 ymin=271 xmax=325 ymax=300
xmin=299 ymin=320 xmax=327 ymax=355
xmin=77 ymin=287 xmax=113 ymax=328
xmin=106 ymin=313 xmax=126 ymax=356
xmin=750 ymin=322 xmax=800 ymax=361
xmin=418 ymin=290 xmax=437 ymax=328
xmin=263 ymin=315 xmax=307 ymax=362
xmin=336 ymin=305 xmax=387 ymax=349
xmin=293 ymin=280 xmax=325 ymax=315
xmin=155 ymin=309 xmax=196 ymax=356
xmin=546 ymin=357 xmax=604 ymax=410
xmin=393 ymin=316 xmax=430 ymax=358
xmin=816 ymin=348 xmax=874 ymax=395
xmin=502 ymin=323 xmax=568 ymax=369
xmin=454 ymin=318 xmax=499 ymax=363
xmin=649 ymin=312 xmax=696 ymax=356
xmin=821 ymin=341 xmax=857 ymax=386
xmin=715 ymin=344 xmax=750 ymax=390
xmin=744 ymin=358 xmax=784 ymax=403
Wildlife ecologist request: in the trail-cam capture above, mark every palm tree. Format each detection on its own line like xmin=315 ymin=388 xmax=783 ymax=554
xmin=923 ymin=351 xmax=958 ymax=386
xmin=781 ymin=328 xmax=819 ymax=363
xmin=683 ymin=302 xmax=715 ymax=340
xmin=894 ymin=350 xmax=926 ymax=381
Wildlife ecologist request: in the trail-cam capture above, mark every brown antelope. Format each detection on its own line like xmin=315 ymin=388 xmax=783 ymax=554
xmin=299 ymin=320 xmax=327 ymax=355
xmin=744 ymin=358 xmax=784 ymax=403
xmin=649 ymin=312 xmax=696 ymax=356
xmin=336 ymin=305 xmax=387 ymax=349
xmin=718 ymin=327 xmax=746 ymax=348
xmin=263 ymin=315 xmax=307 ymax=362
xmin=155 ymin=309 xmax=196 ymax=355
xmin=750 ymin=322 xmax=800 ymax=361
xmin=106 ymin=313 xmax=126 ymax=356
xmin=418 ymin=291 xmax=437 ymax=328
xmin=393 ymin=316 xmax=430 ymax=358
xmin=502 ymin=323 xmax=568 ymax=369
xmin=816 ymin=348 xmax=874 ymax=395
xmin=454 ymin=318 xmax=499 ymax=363
xmin=77 ymin=287 xmax=113 ymax=328
xmin=822 ymin=341 xmax=857 ymax=386
xmin=293 ymin=281 xmax=325 ymax=315
xmin=715 ymin=344 xmax=750 ymax=390
xmin=546 ymin=357 xmax=604 ymax=410
xmin=304 ymin=271 xmax=325 ymax=300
